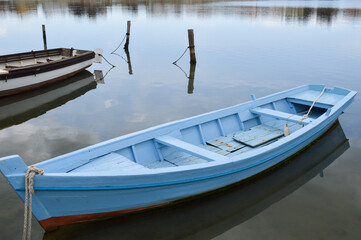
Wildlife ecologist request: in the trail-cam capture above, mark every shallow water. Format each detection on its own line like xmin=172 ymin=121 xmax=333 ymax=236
xmin=0 ymin=1 xmax=360 ymax=239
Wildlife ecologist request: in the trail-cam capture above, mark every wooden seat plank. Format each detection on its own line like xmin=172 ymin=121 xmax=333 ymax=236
xmin=156 ymin=135 xmax=228 ymax=162
xmin=250 ymin=107 xmax=312 ymax=125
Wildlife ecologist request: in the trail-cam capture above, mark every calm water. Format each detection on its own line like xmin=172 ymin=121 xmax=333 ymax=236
xmin=0 ymin=0 xmax=360 ymax=239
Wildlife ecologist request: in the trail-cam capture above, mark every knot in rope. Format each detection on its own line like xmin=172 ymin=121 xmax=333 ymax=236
xmin=23 ymin=165 xmax=44 ymax=240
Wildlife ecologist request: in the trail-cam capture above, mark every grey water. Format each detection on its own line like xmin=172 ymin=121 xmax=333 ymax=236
xmin=0 ymin=0 xmax=360 ymax=239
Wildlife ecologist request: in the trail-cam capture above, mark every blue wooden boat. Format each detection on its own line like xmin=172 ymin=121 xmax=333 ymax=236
xmin=43 ymin=122 xmax=349 ymax=239
xmin=0 ymin=84 xmax=356 ymax=231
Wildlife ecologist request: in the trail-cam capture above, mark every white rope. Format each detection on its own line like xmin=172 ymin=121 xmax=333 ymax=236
xmin=23 ymin=165 xmax=44 ymax=240
xmin=298 ymin=87 xmax=326 ymax=124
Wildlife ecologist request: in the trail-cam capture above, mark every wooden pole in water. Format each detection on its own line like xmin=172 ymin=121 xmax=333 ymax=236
xmin=124 ymin=20 xmax=131 ymax=51
xmin=188 ymin=29 xmax=196 ymax=64
xmin=42 ymin=24 xmax=47 ymax=50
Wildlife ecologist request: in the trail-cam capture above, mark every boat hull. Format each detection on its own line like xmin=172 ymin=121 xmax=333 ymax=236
xmin=0 ymin=48 xmax=95 ymax=97
xmin=24 ymin=114 xmax=339 ymax=231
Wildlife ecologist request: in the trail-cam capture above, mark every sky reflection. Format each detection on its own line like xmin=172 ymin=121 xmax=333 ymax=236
xmin=0 ymin=1 xmax=360 ymax=239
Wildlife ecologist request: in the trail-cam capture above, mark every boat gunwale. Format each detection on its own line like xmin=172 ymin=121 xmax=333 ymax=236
xmin=4 ymin=85 xmax=356 ymax=191
xmin=10 ymin=110 xmax=346 ymax=191
xmin=32 ymin=85 xmax=355 ymax=171
xmin=0 ymin=48 xmax=95 ymax=80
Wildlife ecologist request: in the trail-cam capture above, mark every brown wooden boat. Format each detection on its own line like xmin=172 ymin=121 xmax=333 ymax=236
xmin=0 ymin=48 xmax=101 ymax=97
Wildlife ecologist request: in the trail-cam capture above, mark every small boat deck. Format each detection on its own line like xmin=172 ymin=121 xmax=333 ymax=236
xmin=68 ymin=119 xmax=302 ymax=172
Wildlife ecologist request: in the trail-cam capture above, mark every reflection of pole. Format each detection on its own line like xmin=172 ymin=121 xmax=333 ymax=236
xmin=42 ymin=24 xmax=47 ymax=50
xmin=124 ymin=48 xmax=133 ymax=75
xmin=124 ymin=20 xmax=131 ymax=51
xmin=188 ymin=63 xmax=196 ymax=94
xmin=188 ymin=29 xmax=196 ymax=64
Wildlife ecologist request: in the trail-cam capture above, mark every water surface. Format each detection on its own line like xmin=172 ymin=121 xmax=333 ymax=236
xmin=0 ymin=1 xmax=360 ymax=239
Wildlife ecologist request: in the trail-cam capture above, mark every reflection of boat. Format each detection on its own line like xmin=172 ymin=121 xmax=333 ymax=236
xmin=0 ymin=48 xmax=101 ymax=97
xmin=43 ymin=122 xmax=349 ymax=239
xmin=0 ymin=85 xmax=356 ymax=231
xmin=0 ymin=70 xmax=98 ymax=130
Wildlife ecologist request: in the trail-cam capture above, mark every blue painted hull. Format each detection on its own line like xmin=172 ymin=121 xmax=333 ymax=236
xmin=0 ymin=84 xmax=356 ymax=230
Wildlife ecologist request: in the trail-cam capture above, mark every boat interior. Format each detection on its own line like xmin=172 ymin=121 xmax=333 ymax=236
xmin=49 ymin=86 xmax=350 ymax=175
xmin=0 ymin=48 xmax=89 ymax=72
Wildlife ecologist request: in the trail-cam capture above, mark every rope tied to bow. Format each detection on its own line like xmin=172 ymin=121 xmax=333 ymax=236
xmin=23 ymin=165 xmax=44 ymax=240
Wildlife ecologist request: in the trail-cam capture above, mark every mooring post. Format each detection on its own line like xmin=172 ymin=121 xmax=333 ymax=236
xmin=42 ymin=24 xmax=47 ymax=50
xmin=188 ymin=29 xmax=196 ymax=64
xmin=124 ymin=20 xmax=131 ymax=50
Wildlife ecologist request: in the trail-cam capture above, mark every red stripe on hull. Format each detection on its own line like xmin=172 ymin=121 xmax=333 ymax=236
xmin=39 ymin=202 xmax=170 ymax=231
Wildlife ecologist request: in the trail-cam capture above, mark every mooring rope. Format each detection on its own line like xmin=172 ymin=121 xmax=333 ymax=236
xmin=173 ymin=46 xmax=189 ymax=64
xmin=100 ymin=54 xmax=116 ymax=67
xmin=298 ymin=87 xmax=326 ymax=124
xmin=23 ymin=166 xmax=44 ymax=240
xmin=111 ymin=34 xmax=127 ymax=54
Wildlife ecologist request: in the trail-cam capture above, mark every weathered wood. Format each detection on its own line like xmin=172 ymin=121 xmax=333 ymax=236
xmin=124 ymin=20 xmax=131 ymax=50
xmin=207 ymin=135 xmax=246 ymax=152
xmin=42 ymin=24 xmax=47 ymax=50
xmin=232 ymin=124 xmax=284 ymax=147
xmin=188 ymin=29 xmax=196 ymax=64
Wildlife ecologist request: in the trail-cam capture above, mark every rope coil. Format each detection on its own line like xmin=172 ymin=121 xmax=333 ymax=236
xmin=23 ymin=166 xmax=44 ymax=240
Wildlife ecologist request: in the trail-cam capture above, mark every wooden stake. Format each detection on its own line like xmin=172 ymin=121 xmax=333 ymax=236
xmin=42 ymin=24 xmax=47 ymax=50
xmin=188 ymin=29 xmax=196 ymax=64
xmin=124 ymin=20 xmax=131 ymax=50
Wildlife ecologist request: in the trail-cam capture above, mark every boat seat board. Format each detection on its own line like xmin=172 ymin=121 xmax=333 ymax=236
xmin=232 ymin=124 xmax=284 ymax=147
xmin=288 ymin=90 xmax=344 ymax=106
xmin=69 ymin=152 xmax=149 ymax=173
xmin=155 ymin=135 xmax=228 ymax=162
xmin=206 ymin=135 xmax=246 ymax=152
xmin=250 ymin=107 xmax=312 ymax=125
